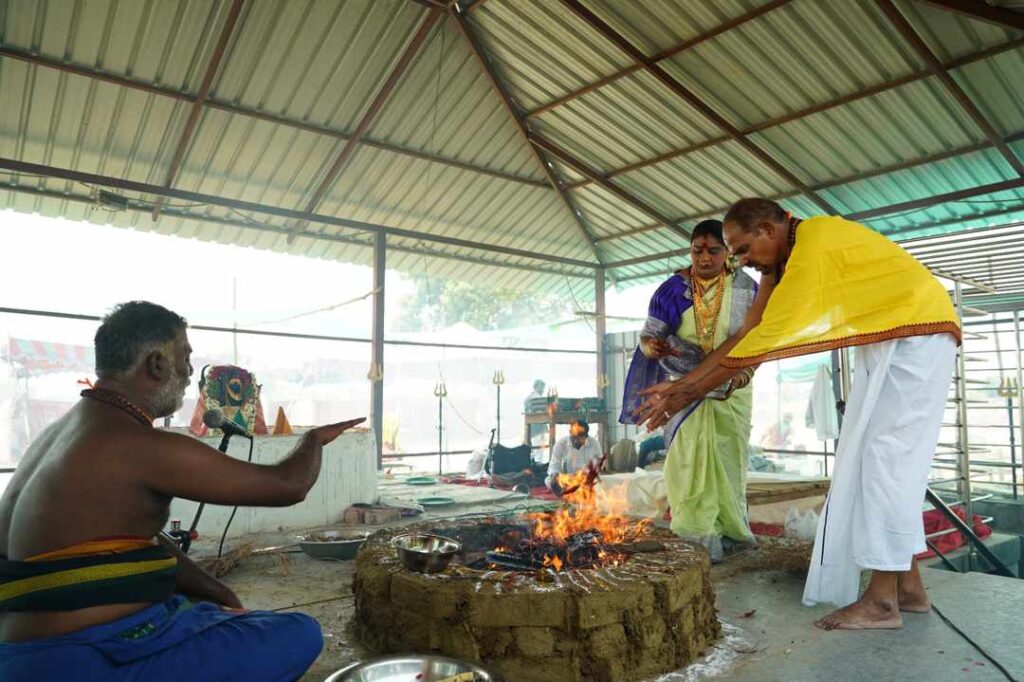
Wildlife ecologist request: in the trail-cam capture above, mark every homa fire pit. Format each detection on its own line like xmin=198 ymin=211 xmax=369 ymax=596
xmin=353 ymin=480 xmax=720 ymax=682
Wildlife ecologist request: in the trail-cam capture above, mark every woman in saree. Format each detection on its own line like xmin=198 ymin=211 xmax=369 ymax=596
xmin=620 ymin=219 xmax=762 ymax=561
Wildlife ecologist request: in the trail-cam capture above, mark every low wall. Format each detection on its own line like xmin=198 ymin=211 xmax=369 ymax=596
xmin=167 ymin=429 xmax=377 ymax=539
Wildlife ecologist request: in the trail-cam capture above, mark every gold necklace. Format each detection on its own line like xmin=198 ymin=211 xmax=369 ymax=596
xmin=690 ymin=270 xmax=726 ymax=354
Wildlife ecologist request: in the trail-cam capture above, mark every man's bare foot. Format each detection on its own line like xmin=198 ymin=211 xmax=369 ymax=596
xmin=897 ymin=560 xmax=931 ymax=613
xmin=814 ymin=597 xmax=903 ymax=631
xmin=898 ymin=588 xmax=931 ymax=613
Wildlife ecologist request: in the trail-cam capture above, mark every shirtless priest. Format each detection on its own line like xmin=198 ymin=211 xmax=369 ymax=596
xmin=637 ymin=199 xmax=960 ymax=631
xmin=0 ymin=301 xmax=364 ymax=679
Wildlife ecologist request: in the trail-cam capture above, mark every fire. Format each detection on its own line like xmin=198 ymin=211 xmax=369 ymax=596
xmin=523 ymin=465 xmax=651 ymax=570
xmin=542 ymin=554 xmax=564 ymax=571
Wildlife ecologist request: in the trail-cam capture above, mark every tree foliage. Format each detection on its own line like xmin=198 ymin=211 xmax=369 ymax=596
xmin=395 ymin=274 xmax=575 ymax=331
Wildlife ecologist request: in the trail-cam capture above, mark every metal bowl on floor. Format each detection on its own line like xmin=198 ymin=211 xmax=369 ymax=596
xmin=325 ymin=655 xmax=499 ymax=681
xmin=297 ymin=530 xmax=370 ymax=560
xmin=390 ymin=533 xmax=461 ymax=573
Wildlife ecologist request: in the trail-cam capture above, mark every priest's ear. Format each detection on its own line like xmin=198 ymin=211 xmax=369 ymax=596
xmin=144 ymin=347 xmax=172 ymax=382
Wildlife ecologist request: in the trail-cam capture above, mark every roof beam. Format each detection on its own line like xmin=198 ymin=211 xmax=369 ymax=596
xmin=459 ymin=0 xmax=489 ymax=13
xmin=529 ymin=134 xmax=691 ymax=241
xmin=877 ymin=0 xmax=1024 ymax=177
xmin=905 ymin=234 xmax=1024 ymax=257
xmin=300 ymin=8 xmax=442 ymax=220
xmin=603 ymin=178 xmax=1024 ymax=270
xmin=605 ymin=250 xmax=687 ymax=270
xmin=0 ymin=157 xmax=599 ymax=270
xmin=606 ymin=252 xmax=684 ymax=270
xmin=152 ymin=0 xmax=246 ymax=220
xmin=559 ymin=0 xmax=837 ymax=216
xmin=0 ymin=46 xmax=549 ymax=189
xmin=917 ymin=0 xmax=1024 ymax=31
xmin=614 ymin=258 xmax=1015 ymax=292
xmin=563 ymin=35 xmax=1024 ymax=190
xmin=846 ymin=178 xmax=1024 ymax=221
xmin=408 ymin=0 xmax=447 ymax=9
xmin=913 ymin=251 xmax=1024 ymax=271
xmin=907 ymin=239 xmax=1024 ymax=263
xmin=452 ymin=6 xmax=604 ymax=262
xmin=899 ymin=219 xmax=1024 ymax=245
xmin=0 ymin=182 xmax=592 ymax=279
xmin=615 ymin=267 xmax=678 ymax=285
xmin=885 ymin=205 xmax=1024 ymax=239
xmin=594 ymin=128 xmax=1024 ymax=243
xmin=527 ymin=0 xmax=791 ymax=118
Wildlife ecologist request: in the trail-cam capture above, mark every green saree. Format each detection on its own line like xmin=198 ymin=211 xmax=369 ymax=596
xmin=662 ymin=275 xmax=754 ymax=561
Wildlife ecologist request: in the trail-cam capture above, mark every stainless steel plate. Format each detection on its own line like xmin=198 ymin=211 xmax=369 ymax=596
xmin=325 ymin=655 xmax=498 ymax=682
xmin=297 ymin=530 xmax=369 ymax=560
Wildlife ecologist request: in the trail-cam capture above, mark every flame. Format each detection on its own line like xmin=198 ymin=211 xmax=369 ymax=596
xmin=542 ymin=554 xmax=564 ymax=571
xmin=524 ymin=467 xmax=651 ymax=569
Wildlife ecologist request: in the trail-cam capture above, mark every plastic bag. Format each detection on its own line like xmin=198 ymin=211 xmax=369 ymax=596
xmin=465 ymin=449 xmax=487 ymax=481
xmin=784 ymin=507 xmax=819 ymax=541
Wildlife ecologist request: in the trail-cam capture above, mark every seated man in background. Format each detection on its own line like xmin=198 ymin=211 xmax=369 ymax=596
xmin=546 ymin=419 xmax=602 ymax=493
xmin=0 ymin=301 xmax=364 ymax=681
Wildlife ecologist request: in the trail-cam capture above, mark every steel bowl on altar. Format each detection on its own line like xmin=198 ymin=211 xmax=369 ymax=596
xmin=390 ymin=533 xmax=461 ymax=573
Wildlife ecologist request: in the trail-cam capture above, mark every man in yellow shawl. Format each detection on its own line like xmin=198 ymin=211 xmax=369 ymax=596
xmin=637 ymin=199 xmax=960 ymax=631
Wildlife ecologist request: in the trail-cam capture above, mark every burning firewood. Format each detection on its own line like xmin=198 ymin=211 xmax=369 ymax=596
xmin=559 ymin=453 xmax=607 ymax=497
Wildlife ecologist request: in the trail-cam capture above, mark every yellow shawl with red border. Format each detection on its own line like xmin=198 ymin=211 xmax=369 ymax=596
xmin=723 ymin=216 xmax=961 ymax=368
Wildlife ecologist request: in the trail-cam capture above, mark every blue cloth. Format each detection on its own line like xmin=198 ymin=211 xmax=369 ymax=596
xmin=620 ymin=271 xmax=758 ymax=448
xmin=619 ymin=274 xmax=693 ymax=423
xmin=638 ymin=435 xmax=665 ymax=457
xmin=620 ymin=273 xmax=702 ymax=446
xmin=0 ymin=596 xmax=323 ymax=681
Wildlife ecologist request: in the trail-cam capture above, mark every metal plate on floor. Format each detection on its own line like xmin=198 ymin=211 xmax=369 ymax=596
xmin=416 ymin=496 xmax=456 ymax=507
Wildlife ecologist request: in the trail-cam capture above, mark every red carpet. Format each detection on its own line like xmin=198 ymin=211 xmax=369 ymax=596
xmin=445 ymin=476 xmax=560 ymax=501
xmin=914 ymin=506 xmax=992 ymax=560
xmin=744 ymin=506 xmax=992 ymax=556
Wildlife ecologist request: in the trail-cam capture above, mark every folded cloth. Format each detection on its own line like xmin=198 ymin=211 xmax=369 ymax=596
xmin=0 ymin=538 xmax=177 ymax=612
xmin=0 ymin=595 xmax=323 ymax=682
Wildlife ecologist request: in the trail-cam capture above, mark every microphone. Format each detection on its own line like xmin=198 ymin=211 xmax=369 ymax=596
xmin=202 ymin=409 xmax=253 ymax=439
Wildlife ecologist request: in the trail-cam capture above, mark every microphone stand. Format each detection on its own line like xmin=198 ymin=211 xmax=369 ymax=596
xmin=181 ymin=431 xmax=232 ymax=553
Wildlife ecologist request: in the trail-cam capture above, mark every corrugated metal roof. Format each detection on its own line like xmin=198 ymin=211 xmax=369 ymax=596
xmin=902 ymin=221 xmax=1024 ymax=298
xmin=1 ymin=0 xmax=1023 ymax=303
xmin=898 ymin=0 xmax=1021 ymax=61
xmin=530 ymin=69 xmax=722 ymax=171
xmin=658 ymin=0 xmax=921 ymax=129
xmin=366 ymin=20 xmax=542 ymax=180
xmin=468 ymin=0 xmax=632 ymax=111
xmin=752 ymin=78 xmax=987 ymax=184
xmin=613 ymin=140 xmax=794 ymax=217
xmin=581 ymin=0 xmax=774 ymax=57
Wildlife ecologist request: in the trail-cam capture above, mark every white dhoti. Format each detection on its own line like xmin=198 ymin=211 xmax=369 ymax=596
xmin=803 ymin=333 xmax=957 ymax=607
